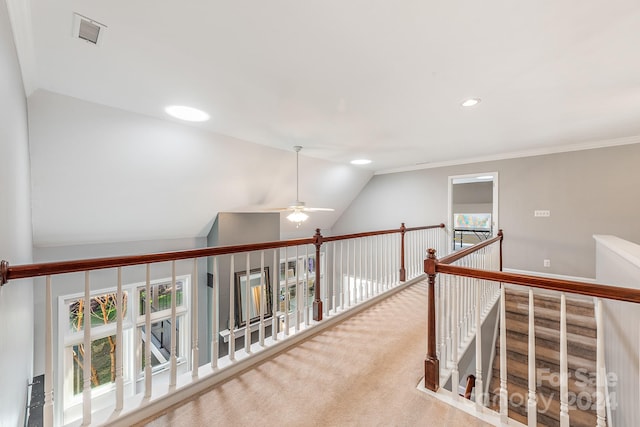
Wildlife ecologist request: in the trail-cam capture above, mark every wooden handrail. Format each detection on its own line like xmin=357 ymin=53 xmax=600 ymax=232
xmin=0 ymin=223 xmax=446 ymax=285
xmin=322 ymin=223 xmax=444 ymax=243
xmin=436 ymin=264 xmax=640 ymax=305
xmin=438 ymin=229 xmax=503 ymax=265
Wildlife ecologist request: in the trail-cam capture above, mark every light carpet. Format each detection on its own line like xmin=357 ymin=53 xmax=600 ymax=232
xmin=137 ymin=279 xmax=491 ymax=427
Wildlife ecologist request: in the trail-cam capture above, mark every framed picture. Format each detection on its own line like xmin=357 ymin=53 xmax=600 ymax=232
xmin=234 ymin=267 xmax=272 ymax=328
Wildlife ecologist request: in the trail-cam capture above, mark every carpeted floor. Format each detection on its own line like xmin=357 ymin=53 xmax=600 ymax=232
xmin=137 ymin=279 xmax=491 ymax=427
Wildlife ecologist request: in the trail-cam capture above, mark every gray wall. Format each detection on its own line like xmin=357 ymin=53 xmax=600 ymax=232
xmin=452 ymin=181 xmax=493 ymax=214
xmin=333 ymin=143 xmax=640 ymax=278
xmin=0 ymin=2 xmax=34 ymax=424
xmin=207 ymin=213 xmax=280 ymax=357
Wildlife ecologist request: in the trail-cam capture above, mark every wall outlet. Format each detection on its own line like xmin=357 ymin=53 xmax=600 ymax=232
xmin=543 ymin=259 xmax=551 ymax=268
xmin=534 ymin=210 xmax=551 ymax=217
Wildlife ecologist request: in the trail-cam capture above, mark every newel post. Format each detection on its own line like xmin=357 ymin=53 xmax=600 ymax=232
xmin=424 ymin=248 xmax=439 ymax=391
xmin=498 ymin=229 xmax=504 ymax=272
xmin=399 ymin=223 xmax=407 ymax=282
xmin=312 ymin=229 xmax=323 ymax=321
xmin=0 ymin=260 xmax=8 ymax=286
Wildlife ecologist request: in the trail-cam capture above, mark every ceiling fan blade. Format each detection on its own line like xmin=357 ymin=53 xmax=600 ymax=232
xmin=259 ymin=207 xmax=291 ymax=212
xmin=302 ymin=207 xmax=335 ymax=212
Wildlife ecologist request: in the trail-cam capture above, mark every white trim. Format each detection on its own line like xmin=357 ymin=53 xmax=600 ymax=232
xmin=4 ymin=0 xmax=37 ymax=96
xmin=416 ymin=383 xmax=527 ymax=427
xmin=57 ymin=275 xmax=191 ymax=425
xmin=376 ymin=135 xmax=640 ymax=175
xmin=593 ymin=234 xmax=640 ymax=269
xmin=447 ymin=171 xmax=499 ymax=254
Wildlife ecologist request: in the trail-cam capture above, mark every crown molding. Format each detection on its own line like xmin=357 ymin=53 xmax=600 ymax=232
xmin=375 ymin=135 xmax=640 ymax=176
xmin=5 ymin=0 xmax=37 ymax=96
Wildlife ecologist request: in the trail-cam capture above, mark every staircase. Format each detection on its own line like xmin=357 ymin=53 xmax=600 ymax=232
xmin=487 ymin=289 xmax=600 ymax=426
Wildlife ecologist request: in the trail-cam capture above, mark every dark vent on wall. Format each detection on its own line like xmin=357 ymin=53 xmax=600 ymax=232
xmin=78 ymin=19 xmax=101 ymax=44
xmin=73 ymin=13 xmax=107 ymax=46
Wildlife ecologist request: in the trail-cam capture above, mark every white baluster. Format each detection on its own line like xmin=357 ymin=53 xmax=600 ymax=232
xmin=272 ymin=251 xmax=278 ymax=341
xmin=259 ymin=251 xmax=265 ymax=346
xmin=332 ymin=242 xmax=336 ymax=313
xmin=451 ymin=274 xmax=460 ymax=402
xmin=212 ymin=257 xmax=219 ymax=369
xmin=304 ymin=245 xmax=309 ymax=325
xmin=115 ymin=267 xmax=124 ymax=411
xmin=144 ymin=264 xmax=152 ymax=396
xmin=82 ymin=271 xmax=91 ymax=425
xmin=559 ymin=293 xmax=569 ymax=427
xmin=475 ymin=276 xmax=483 ymax=408
xmin=245 ymin=253 xmax=251 ymax=353
xmin=364 ymin=237 xmax=369 ymax=300
xmin=445 ymin=274 xmax=452 ymax=367
xmin=357 ymin=239 xmax=362 ymax=303
xmin=44 ymin=276 xmax=53 ymax=427
xmin=527 ymin=288 xmax=537 ymax=427
xmin=346 ymin=240 xmax=350 ymax=307
xmin=229 ymin=256 xmax=236 ymax=360
xmin=499 ymin=284 xmax=508 ymax=424
xmin=439 ymin=275 xmax=446 ymax=365
xmin=596 ymin=298 xmax=606 ymax=427
xmin=192 ymin=259 xmax=199 ymax=378
xmin=295 ymin=246 xmax=300 ymax=330
xmin=340 ymin=241 xmax=344 ymax=310
xmin=170 ymin=261 xmax=177 ymax=388
xmin=283 ymin=249 xmax=289 ymax=336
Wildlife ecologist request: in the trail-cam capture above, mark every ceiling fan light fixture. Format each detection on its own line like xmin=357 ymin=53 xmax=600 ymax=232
xmin=287 ymin=210 xmax=309 ymax=226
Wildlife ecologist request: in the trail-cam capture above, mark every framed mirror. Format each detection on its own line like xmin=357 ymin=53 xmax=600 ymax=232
xmin=234 ymin=266 xmax=272 ymax=328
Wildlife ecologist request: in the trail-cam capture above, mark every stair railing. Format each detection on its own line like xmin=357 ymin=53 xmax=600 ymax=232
xmin=423 ymin=230 xmax=503 ymax=400
xmin=424 ymin=230 xmax=640 ymax=427
xmin=0 ymin=222 xmax=445 ymax=427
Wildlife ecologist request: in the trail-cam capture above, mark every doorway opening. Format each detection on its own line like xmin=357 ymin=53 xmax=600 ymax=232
xmin=447 ymin=172 xmax=499 ymax=252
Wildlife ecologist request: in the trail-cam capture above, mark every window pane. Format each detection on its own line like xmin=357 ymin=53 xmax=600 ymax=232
xmin=68 ymin=292 xmax=128 ymax=332
xmin=138 ymin=280 xmax=184 ymax=315
xmin=71 ymin=335 xmax=117 ymax=395
xmin=139 ymin=317 xmax=181 ymax=371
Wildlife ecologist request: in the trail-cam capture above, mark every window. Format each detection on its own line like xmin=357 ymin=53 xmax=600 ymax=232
xmin=136 ymin=279 xmax=187 ymax=375
xmin=59 ymin=275 xmax=190 ymax=423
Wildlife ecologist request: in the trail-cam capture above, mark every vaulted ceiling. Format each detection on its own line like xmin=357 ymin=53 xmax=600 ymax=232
xmin=7 ymin=0 xmax=640 ymax=245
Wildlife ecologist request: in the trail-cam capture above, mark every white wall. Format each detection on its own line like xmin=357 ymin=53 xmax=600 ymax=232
xmin=0 ymin=1 xmax=34 ymax=424
xmin=594 ymin=235 xmax=640 ymax=427
xmin=26 ymin=90 xmax=373 ymax=246
xmin=333 ymin=144 xmax=640 ymax=278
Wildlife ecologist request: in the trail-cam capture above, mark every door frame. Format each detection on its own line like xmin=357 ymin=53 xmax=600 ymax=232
xmin=447 ymin=171 xmax=499 ymax=253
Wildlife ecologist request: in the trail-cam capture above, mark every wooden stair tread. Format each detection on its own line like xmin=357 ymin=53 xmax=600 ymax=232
xmin=485 ymin=290 xmax=603 ymax=427
xmin=490 ymin=357 xmax=596 ymax=395
xmin=504 ymin=318 xmax=596 ymax=353
xmin=505 ymin=300 xmax=597 ymax=328
xmin=487 ymin=377 xmax=597 ymax=427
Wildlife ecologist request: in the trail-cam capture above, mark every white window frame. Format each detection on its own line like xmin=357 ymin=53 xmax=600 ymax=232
xmin=57 ymin=274 xmax=191 ymax=423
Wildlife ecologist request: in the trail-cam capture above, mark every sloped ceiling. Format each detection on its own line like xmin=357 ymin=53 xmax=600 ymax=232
xmin=7 ymin=0 xmax=640 ymax=245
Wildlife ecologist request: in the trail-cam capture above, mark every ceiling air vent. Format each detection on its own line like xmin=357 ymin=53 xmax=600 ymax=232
xmin=72 ymin=13 xmax=107 ymax=46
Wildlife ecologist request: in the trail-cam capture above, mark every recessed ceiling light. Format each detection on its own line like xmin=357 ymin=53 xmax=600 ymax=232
xmin=351 ymin=159 xmax=372 ymax=165
xmin=461 ymin=98 xmax=481 ymax=107
xmin=165 ymin=105 xmax=210 ymax=122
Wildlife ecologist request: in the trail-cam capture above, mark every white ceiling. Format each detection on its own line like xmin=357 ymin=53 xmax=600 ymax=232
xmin=7 ymin=0 xmax=640 ymax=245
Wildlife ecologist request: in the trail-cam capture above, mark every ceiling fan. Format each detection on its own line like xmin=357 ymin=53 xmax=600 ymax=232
xmin=271 ymin=146 xmax=334 ymax=226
